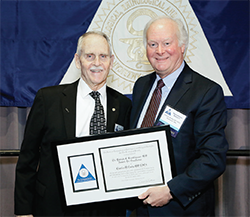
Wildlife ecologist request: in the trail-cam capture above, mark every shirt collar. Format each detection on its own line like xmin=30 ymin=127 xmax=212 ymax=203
xmin=78 ymin=78 xmax=107 ymax=99
xmin=156 ymin=61 xmax=185 ymax=89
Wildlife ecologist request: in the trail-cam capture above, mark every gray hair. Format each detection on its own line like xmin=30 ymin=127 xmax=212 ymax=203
xmin=143 ymin=16 xmax=189 ymax=54
xmin=76 ymin=31 xmax=113 ymax=56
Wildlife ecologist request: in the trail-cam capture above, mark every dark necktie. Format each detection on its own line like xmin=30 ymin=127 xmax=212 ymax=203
xmin=89 ymin=91 xmax=106 ymax=135
xmin=141 ymin=79 xmax=165 ymax=127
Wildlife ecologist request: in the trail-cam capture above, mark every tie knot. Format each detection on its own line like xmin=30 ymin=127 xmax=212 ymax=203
xmin=157 ymin=79 xmax=165 ymax=89
xmin=90 ymin=91 xmax=100 ymax=100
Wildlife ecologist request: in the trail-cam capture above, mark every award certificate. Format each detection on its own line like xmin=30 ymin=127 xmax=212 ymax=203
xmin=53 ymin=125 xmax=175 ymax=206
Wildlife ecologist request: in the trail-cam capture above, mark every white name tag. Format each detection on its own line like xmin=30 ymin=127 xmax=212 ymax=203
xmin=158 ymin=105 xmax=186 ymax=137
xmin=114 ymin=123 xmax=124 ymax=132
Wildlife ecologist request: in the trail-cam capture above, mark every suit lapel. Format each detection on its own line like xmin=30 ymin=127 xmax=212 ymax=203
xmin=61 ymin=80 xmax=78 ymax=138
xmin=155 ymin=64 xmax=193 ymax=123
xmin=106 ymin=87 xmax=119 ymax=132
xmin=131 ymin=73 xmax=156 ymax=128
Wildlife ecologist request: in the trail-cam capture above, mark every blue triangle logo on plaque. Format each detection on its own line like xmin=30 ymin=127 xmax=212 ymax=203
xmin=75 ymin=164 xmax=96 ymax=183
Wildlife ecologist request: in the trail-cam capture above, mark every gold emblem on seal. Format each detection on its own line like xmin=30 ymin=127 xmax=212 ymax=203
xmin=89 ymin=0 xmax=195 ymax=94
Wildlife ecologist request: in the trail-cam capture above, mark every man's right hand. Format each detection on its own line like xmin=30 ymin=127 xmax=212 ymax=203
xmin=138 ymin=185 xmax=173 ymax=207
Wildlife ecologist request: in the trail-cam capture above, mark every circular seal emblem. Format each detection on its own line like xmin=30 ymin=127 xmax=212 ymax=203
xmin=79 ymin=168 xmax=89 ymax=178
xmin=89 ymin=0 xmax=192 ymax=94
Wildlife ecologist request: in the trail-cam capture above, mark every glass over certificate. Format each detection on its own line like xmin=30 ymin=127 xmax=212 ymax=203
xmin=100 ymin=141 xmax=164 ymax=192
xmin=53 ymin=125 xmax=175 ymax=207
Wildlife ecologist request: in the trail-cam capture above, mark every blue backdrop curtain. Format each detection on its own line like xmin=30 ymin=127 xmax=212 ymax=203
xmin=0 ymin=0 xmax=249 ymax=108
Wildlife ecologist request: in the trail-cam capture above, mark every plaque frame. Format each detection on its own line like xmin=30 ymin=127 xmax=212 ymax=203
xmin=52 ymin=125 xmax=176 ymax=207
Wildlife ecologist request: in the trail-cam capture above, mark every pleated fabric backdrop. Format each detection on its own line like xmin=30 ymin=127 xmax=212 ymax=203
xmin=0 ymin=107 xmax=249 ymax=216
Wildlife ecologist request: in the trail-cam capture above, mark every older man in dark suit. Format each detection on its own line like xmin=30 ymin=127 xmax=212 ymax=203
xmin=130 ymin=16 xmax=228 ymax=216
xmin=15 ymin=31 xmax=131 ymax=217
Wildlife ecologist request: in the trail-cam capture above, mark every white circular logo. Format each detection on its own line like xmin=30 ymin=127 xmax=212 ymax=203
xmin=89 ymin=0 xmax=193 ymax=93
xmin=79 ymin=168 xmax=89 ymax=178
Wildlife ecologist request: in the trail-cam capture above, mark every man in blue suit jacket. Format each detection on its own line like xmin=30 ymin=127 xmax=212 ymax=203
xmin=130 ymin=16 xmax=228 ymax=216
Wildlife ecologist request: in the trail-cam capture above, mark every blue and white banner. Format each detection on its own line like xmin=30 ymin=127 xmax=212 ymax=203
xmin=1 ymin=0 xmax=249 ymax=108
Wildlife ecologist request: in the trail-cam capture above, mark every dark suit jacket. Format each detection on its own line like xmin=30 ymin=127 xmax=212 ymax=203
xmin=15 ymin=80 xmax=132 ymax=216
xmin=130 ymin=63 xmax=228 ymax=216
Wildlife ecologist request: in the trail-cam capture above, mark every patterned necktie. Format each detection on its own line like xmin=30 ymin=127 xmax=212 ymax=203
xmin=89 ymin=91 xmax=106 ymax=135
xmin=141 ymin=79 xmax=165 ymax=127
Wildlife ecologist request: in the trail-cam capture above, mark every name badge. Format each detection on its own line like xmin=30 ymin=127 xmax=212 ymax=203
xmin=157 ymin=105 xmax=186 ymax=138
xmin=114 ymin=123 xmax=124 ymax=132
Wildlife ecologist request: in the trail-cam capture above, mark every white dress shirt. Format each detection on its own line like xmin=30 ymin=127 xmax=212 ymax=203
xmin=137 ymin=61 xmax=185 ymax=128
xmin=75 ymin=78 xmax=107 ymax=137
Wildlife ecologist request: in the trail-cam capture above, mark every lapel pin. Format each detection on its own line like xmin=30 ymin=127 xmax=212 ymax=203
xmin=112 ymin=108 xmax=116 ymax=112
xmin=65 ymin=108 xmax=69 ymax=113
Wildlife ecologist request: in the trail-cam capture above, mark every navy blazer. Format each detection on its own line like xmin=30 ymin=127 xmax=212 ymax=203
xmin=130 ymin=63 xmax=228 ymax=216
xmin=15 ymin=80 xmax=132 ymax=216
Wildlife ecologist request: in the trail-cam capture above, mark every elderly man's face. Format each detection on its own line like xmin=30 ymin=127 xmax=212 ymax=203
xmin=75 ymin=34 xmax=114 ymax=91
xmin=146 ymin=19 xmax=185 ymax=78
